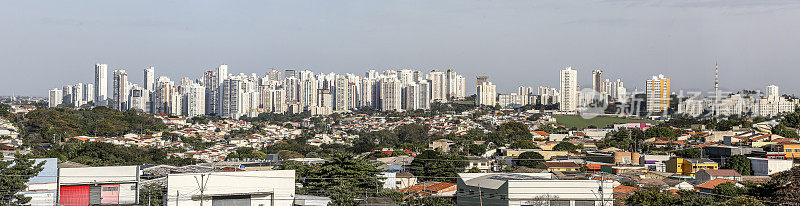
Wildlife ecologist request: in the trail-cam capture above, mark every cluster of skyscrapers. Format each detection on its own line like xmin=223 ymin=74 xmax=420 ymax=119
xmin=49 ymin=64 xmax=467 ymax=118
xmin=477 ymin=67 xmax=630 ymax=113
xmin=47 ymin=63 xmax=796 ymax=119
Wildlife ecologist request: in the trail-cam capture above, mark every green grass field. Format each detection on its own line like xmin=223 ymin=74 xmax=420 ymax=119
xmin=552 ymin=115 xmax=655 ymax=129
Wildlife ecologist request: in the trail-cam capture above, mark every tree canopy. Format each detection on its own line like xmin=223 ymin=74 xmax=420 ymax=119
xmin=0 ymin=157 xmax=45 ymax=205
xmin=409 ymin=150 xmax=467 ymax=183
xmin=43 ymin=142 xmax=198 ymax=166
xmin=515 ymin=151 xmax=544 ymax=168
xmin=722 ymin=155 xmax=752 ymax=176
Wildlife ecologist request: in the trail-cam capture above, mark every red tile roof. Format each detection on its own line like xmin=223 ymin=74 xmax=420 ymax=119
xmin=613 ymin=185 xmax=640 ymax=194
xmin=696 ymin=178 xmax=738 ymax=190
xmin=532 ymin=131 xmax=549 ymax=136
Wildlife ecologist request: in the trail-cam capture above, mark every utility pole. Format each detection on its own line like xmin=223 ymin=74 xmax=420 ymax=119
xmin=599 ymin=172 xmax=605 ymax=206
xmin=195 ymin=174 xmax=210 ymax=206
xmin=175 ymin=191 xmax=179 ymax=206
xmin=478 ymin=183 xmax=483 ymax=206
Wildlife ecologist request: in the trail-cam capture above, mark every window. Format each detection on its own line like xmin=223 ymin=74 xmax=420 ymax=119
xmin=787 ymin=149 xmax=792 ymax=152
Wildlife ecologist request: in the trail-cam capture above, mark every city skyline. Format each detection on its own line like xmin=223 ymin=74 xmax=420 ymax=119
xmin=2 ymin=1 xmax=800 ymax=96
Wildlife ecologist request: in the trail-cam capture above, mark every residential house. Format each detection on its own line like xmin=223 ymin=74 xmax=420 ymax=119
xmin=380 ymin=172 xmax=417 ymax=189
xmin=531 ymin=131 xmax=549 ymax=140
xmin=429 ymin=139 xmax=456 ymax=153
xmin=465 ymin=156 xmax=491 ymax=173
xmin=398 ymin=181 xmax=457 ymax=198
xmin=695 ymin=178 xmax=742 ymax=194
xmin=542 ymin=162 xmax=581 ymax=173
xmin=695 ymin=169 xmax=742 ymax=183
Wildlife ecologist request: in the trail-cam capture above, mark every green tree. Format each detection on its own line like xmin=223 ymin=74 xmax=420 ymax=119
xmin=303 ymin=153 xmax=384 ymax=205
xmin=673 ymin=148 xmax=702 ymax=159
xmin=625 ymin=188 xmax=681 ymax=206
xmin=781 ymin=109 xmax=800 ymax=128
xmin=409 ymin=150 xmax=467 ymax=183
xmin=467 ymin=144 xmax=487 ymax=156
xmin=139 ymin=183 xmax=165 ymax=206
xmin=722 ymin=155 xmax=752 ymax=176
xmin=553 ymin=142 xmax=579 ymax=151
xmin=0 ymin=157 xmax=45 ymax=205
xmin=43 ymin=142 xmax=197 ymax=166
xmin=644 ymin=126 xmax=676 ymax=139
xmin=713 ymin=181 xmax=747 ymax=197
xmin=510 ymin=140 xmax=539 ymax=149
xmin=515 ymin=151 xmax=544 ymax=168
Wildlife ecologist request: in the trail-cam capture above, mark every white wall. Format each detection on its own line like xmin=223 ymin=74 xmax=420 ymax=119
xmin=167 ymin=170 xmax=296 ymax=206
xmin=59 ymin=166 xmax=139 ymax=185
xmin=750 ymin=157 xmax=793 ymax=176
xmin=508 ymin=180 xmax=614 ymax=205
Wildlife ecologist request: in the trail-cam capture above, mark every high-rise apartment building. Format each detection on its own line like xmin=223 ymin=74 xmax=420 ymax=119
xmin=112 ymin=70 xmax=129 ymax=110
xmin=72 ymin=83 xmax=84 ymax=107
xmin=181 ymin=81 xmax=206 ymax=117
xmin=48 ymin=88 xmax=62 ymax=107
xmin=476 ymin=82 xmax=496 ymax=106
xmin=378 ymin=77 xmax=403 ymax=112
xmin=646 ymin=74 xmax=671 ymax=113
xmin=592 ymin=70 xmax=603 ymax=93
xmin=95 ymin=64 xmax=108 ymax=106
xmin=334 ymin=76 xmax=350 ymax=111
xmin=560 ymin=67 xmax=578 ymax=112
xmin=428 ymin=70 xmax=447 ymax=102
xmin=144 ymin=67 xmax=155 ymax=91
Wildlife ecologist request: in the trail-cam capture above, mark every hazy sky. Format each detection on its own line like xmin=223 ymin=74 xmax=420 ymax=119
xmin=2 ymin=0 xmax=800 ymax=96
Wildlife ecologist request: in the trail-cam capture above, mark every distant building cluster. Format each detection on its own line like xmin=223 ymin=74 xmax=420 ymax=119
xmin=49 ymin=64 xmax=469 ymax=118
xmin=47 ymin=63 xmax=797 ymax=118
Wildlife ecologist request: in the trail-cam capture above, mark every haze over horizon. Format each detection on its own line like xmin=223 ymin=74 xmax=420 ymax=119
xmin=2 ymin=0 xmax=800 ymax=96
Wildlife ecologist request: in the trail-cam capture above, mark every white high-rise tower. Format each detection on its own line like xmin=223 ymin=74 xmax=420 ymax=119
xmin=560 ymin=67 xmax=578 ymax=112
xmin=144 ymin=66 xmax=155 ymax=91
xmin=95 ymin=64 xmax=108 ymax=106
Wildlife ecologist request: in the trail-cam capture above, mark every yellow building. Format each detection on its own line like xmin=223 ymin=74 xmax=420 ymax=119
xmin=665 ymin=157 xmax=718 ymax=176
xmin=777 ymin=144 xmax=800 ymax=158
xmin=646 ymin=74 xmax=670 ymax=113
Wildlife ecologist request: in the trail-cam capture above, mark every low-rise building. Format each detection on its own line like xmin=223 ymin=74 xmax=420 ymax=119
xmin=456 ymin=173 xmax=612 ymax=206
xmin=749 ymin=157 xmax=794 ymax=176
xmin=166 ymin=170 xmax=295 ymax=206
xmin=695 ymin=169 xmax=741 ymax=183
xmin=665 ymin=157 xmax=719 ymax=176
xmin=776 ymin=144 xmax=800 ymax=159
xmin=58 ymin=165 xmax=140 ymax=205
xmin=465 ymin=156 xmax=491 ymax=172
xmin=542 ymin=162 xmax=581 ymax=173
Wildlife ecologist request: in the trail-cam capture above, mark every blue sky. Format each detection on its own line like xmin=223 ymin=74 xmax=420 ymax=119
xmin=2 ymin=0 xmax=800 ymax=96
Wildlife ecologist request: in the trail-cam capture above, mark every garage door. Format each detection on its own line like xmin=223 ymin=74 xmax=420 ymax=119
xmin=212 ymin=195 xmax=251 ymax=206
